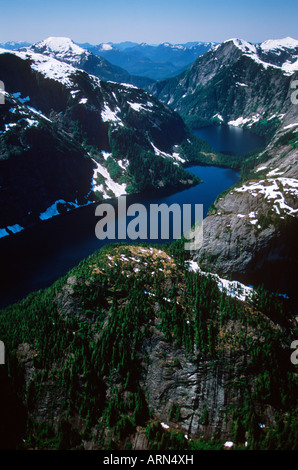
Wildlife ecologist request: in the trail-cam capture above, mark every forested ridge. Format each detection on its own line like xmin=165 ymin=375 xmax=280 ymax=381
xmin=0 ymin=239 xmax=297 ymax=450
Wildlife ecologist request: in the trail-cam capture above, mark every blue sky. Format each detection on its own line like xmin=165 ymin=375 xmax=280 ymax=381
xmin=1 ymin=0 xmax=297 ymax=44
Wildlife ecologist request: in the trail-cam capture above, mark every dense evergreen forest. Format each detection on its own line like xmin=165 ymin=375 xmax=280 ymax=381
xmin=0 ymin=238 xmax=297 ymax=450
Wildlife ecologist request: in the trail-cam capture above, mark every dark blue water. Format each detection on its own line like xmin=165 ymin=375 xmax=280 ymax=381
xmin=0 ymin=165 xmax=239 ymax=309
xmin=194 ymin=125 xmax=265 ymax=155
xmin=154 ymin=165 xmax=239 ymax=214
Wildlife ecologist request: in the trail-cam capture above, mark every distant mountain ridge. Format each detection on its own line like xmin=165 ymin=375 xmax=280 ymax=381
xmin=0 ymin=41 xmax=31 ymax=50
xmin=150 ymin=36 xmax=298 ymax=130
xmin=79 ymin=41 xmax=218 ymax=80
xmin=25 ymin=37 xmax=154 ymax=88
xmin=0 ymin=39 xmax=218 ymax=80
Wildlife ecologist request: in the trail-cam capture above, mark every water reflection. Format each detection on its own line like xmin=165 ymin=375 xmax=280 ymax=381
xmin=194 ymin=125 xmax=265 ymax=155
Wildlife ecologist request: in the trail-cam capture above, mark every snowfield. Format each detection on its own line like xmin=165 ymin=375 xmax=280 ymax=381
xmin=228 ymin=114 xmax=261 ymax=127
xmin=0 ymin=47 xmax=78 ymax=87
xmin=187 ymin=260 xmax=253 ymax=302
xmin=234 ymin=178 xmax=298 ymax=216
xmin=101 ymin=103 xmax=124 ymax=126
xmin=33 ymin=37 xmax=86 ymax=57
xmin=92 ymin=158 xmax=127 ymax=199
xmin=260 ymin=37 xmax=298 ymax=51
xmin=225 ymin=37 xmax=298 ymax=75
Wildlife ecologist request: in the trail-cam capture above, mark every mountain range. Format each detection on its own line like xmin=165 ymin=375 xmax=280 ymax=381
xmin=150 ymin=37 xmax=298 ymax=128
xmin=0 ymin=38 xmax=200 ymax=237
xmin=24 ymin=37 xmax=154 ymax=88
xmin=79 ymin=41 xmax=217 ymax=80
xmin=150 ymin=36 xmax=298 ymax=300
xmin=1 ymin=35 xmax=297 ymax=295
xmin=0 ymin=35 xmax=297 ymax=451
xmin=0 ymin=41 xmax=31 ymax=50
xmin=0 ymin=39 xmax=217 ymax=81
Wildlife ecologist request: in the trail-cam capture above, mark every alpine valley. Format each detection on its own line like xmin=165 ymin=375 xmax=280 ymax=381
xmin=0 ymin=38 xmax=201 ymax=235
xmin=150 ymin=37 xmax=298 ymax=301
xmin=0 ymin=36 xmax=297 ymax=451
xmin=78 ymin=41 xmax=217 ymax=81
xmin=1 ymin=39 xmax=217 ymax=81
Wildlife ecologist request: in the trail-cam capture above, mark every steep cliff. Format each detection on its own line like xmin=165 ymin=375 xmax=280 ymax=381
xmin=150 ymin=37 xmax=298 ymax=132
xmin=190 ymin=112 xmax=298 ymax=302
xmin=0 ymin=243 xmax=296 ymax=450
xmin=150 ymin=37 xmax=298 ymax=301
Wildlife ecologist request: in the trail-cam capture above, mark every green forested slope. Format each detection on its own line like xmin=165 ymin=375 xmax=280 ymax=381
xmin=0 ymin=240 xmax=297 ymax=450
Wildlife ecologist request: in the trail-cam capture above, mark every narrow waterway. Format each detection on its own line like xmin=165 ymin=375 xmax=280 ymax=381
xmin=0 ymin=164 xmax=239 ymax=309
xmin=0 ymin=124 xmax=269 ymax=309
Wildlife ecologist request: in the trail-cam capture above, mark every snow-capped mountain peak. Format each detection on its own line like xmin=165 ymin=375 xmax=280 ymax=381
xmin=29 ymin=36 xmax=89 ymax=63
xmin=34 ymin=37 xmax=85 ymax=54
xmin=0 ymin=47 xmax=80 ymax=87
xmin=260 ymin=37 xmax=298 ymax=51
xmin=224 ymin=38 xmax=257 ymax=54
xmin=222 ymin=37 xmax=298 ymax=75
xmin=99 ymin=43 xmax=114 ymax=51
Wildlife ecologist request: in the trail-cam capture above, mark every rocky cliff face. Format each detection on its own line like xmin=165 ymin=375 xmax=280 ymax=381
xmin=150 ymin=37 xmax=298 ymax=132
xmin=149 ymin=37 xmax=298 ymax=302
xmin=0 ymin=244 xmax=296 ymax=450
xmin=191 ymin=113 xmax=298 ymax=302
xmin=141 ymin=327 xmax=230 ymax=440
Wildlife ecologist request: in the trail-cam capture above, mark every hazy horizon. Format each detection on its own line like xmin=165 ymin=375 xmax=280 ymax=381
xmin=1 ymin=0 xmax=297 ymax=45
xmin=2 ymin=37 xmax=298 ymax=47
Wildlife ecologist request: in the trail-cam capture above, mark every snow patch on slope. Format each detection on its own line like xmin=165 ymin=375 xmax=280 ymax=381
xmin=150 ymin=142 xmax=185 ymax=163
xmin=234 ymin=178 xmax=298 ymax=216
xmin=0 ymin=224 xmax=24 ymax=239
xmin=260 ymin=37 xmax=298 ymax=51
xmin=187 ymin=260 xmax=253 ymax=302
xmin=127 ymin=101 xmax=153 ymax=112
xmin=225 ymin=37 xmax=298 ymax=75
xmin=39 ymin=199 xmax=87 ymax=220
xmin=101 ymin=103 xmax=124 ymax=126
xmin=92 ymin=159 xmax=127 ymax=199
xmin=228 ymin=114 xmax=261 ymax=127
